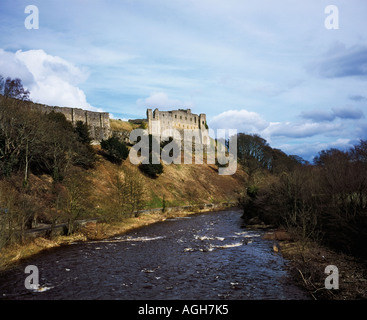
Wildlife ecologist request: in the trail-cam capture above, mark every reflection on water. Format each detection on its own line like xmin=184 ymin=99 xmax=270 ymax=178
xmin=0 ymin=210 xmax=309 ymax=300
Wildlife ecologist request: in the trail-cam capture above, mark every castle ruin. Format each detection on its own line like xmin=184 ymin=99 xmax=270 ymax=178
xmin=31 ymin=103 xmax=111 ymax=143
xmin=24 ymin=100 xmax=209 ymax=146
xmin=147 ymin=108 xmax=208 ymax=145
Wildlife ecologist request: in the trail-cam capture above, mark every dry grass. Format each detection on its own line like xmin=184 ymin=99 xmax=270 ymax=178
xmin=89 ymin=151 xmax=247 ymax=208
xmin=0 ymin=234 xmax=86 ymax=272
xmin=110 ymin=119 xmax=138 ymax=132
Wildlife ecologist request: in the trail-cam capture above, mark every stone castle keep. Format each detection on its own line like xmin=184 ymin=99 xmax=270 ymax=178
xmin=147 ymin=108 xmax=208 ymax=144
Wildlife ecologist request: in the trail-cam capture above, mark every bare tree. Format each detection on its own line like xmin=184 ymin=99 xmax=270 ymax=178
xmin=59 ymin=167 xmax=92 ymax=235
xmin=2 ymin=76 xmax=30 ymax=101
xmin=122 ymin=167 xmax=147 ymax=216
xmin=105 ymin=166 xmax=147 ymax=220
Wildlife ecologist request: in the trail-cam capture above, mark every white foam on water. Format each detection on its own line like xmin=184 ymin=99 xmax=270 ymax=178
xmin=199 ymin=247 xmax=215 ymax=252
xmin=215 ymin=237 xmax=225 ymax=241
xmin=194 ymin=235 xmax=215 ymax=241
xmin=233 ymin=231 xmax=261 ymax=238
xmin=184 ymin=241 xmax=244 ymax=253
xmin=234 ymin=231 xmax=248 ymax=236
xmin=194 ymin=235 xmax=225 ymax=241
xmin=122 ymin=236 xmax=165 ymax=242
xmin=29 ymin=284 xmax=54 ymax=293
xmin=90 ymin=235 xmax=165 ymax=244
xmin=212 ymin=242 xmax=243 ymax=249
xmin=167 ymin=216 xmax=191 ymax=221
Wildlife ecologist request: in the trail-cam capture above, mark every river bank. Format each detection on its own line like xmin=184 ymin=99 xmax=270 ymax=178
xmin=0 ymin=203 xmax=232 ymax=273
xmin=261 ymin=229 xmax=367 ymax=300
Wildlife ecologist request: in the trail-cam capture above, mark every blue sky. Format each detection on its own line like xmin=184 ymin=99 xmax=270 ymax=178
xmin=1 ymin=0 xmax=367 ymax=161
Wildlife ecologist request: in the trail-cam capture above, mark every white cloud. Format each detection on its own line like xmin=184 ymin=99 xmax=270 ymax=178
xmin=136 ymin=92 xmax=193 ymax=110
xmin=263 ymin=121 xmax=343 ymax=139
xmin=208 ymin=108 xmax=342 ymax=141
xmin=1 ymin=49 xmax=102 ymax=112
xmin=209 ymin=109 xmax=269 ymax=133
xmin=16 ymin=50 xmax=88 ymax=85
xmin=0 ymin=49 xmax=35 ymax=87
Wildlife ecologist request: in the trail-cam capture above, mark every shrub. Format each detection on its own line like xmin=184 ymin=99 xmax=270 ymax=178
xmin=101 ymin=136 xmax=129 ymax=164
xmin=139 ymin=162 xmax=163 ymax=178
xmin=75 ymin=120 xmax=92 ymax=145
xmin=137 ymin=134 xmax=164 ymax=178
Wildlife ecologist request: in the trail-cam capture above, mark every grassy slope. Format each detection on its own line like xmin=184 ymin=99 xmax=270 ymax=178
xmin=91 ymin=145 xmax=247 ymax=208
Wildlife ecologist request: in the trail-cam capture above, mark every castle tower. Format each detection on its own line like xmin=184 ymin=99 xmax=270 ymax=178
xmin=147 ymin=109 xmax=153 ymax=134
xmin=199 ymin=113 xmax=206 ymax=131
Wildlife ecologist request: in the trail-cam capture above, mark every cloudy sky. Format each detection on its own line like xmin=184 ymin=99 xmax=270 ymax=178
xmin=1 ymin=0 xmax=367 ymax=160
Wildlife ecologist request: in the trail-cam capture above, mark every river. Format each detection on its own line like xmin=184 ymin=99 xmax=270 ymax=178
xmin=0 ymin=209 xmax=309 ymax=300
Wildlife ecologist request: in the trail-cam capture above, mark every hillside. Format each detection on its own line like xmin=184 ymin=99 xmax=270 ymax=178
xmin=0 ymin=97 xmax=246 ymax=228
xmin=91 ymin=147 xmax=247 ymax=209
xmin=105 ymin=119 xmax=247 ymax=207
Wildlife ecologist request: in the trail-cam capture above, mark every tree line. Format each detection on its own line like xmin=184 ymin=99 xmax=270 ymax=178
xmin=236 ymin=132 xmax=367 ymax=261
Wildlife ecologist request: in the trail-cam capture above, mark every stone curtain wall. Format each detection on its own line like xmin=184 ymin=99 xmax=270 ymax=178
xmin=31 ymin=103 xmax=111 ymax=143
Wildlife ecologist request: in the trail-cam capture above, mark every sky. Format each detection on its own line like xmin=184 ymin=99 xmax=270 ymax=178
xmin=0 ymin=0 xmax=367 ymax=161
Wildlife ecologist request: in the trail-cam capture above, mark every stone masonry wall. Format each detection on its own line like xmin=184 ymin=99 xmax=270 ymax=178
xmin=147 ymin=108 xmax=208 ymax=144
xmin=30 ymin=103 xmax=111 ymax=143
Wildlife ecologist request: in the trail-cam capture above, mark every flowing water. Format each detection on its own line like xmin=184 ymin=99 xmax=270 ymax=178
xmin=0 ymin=209 xmax=309 ymax=300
